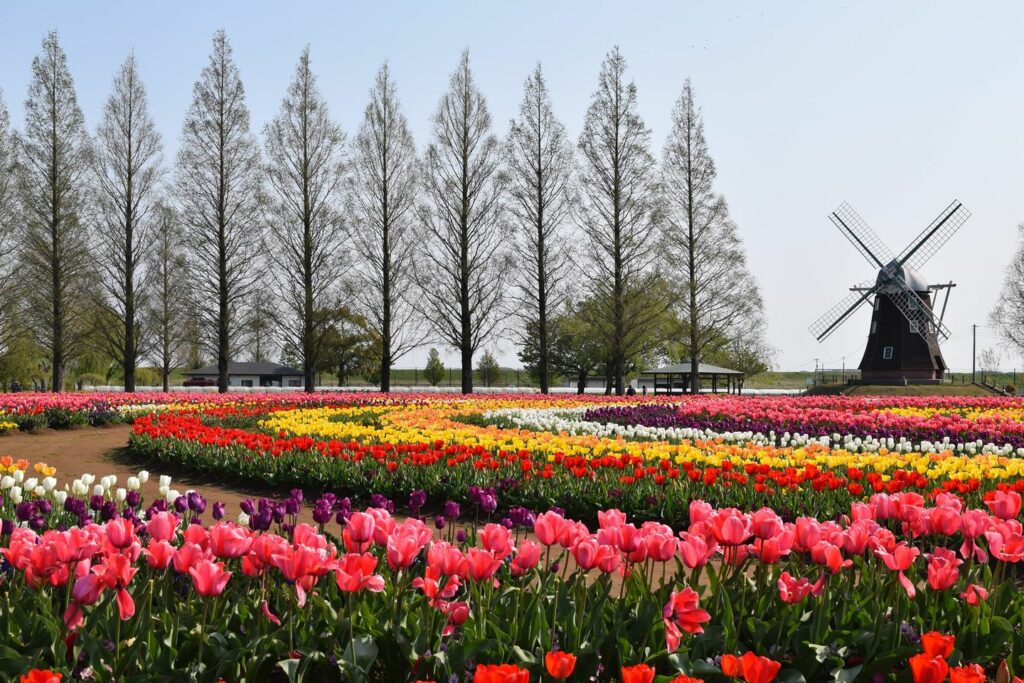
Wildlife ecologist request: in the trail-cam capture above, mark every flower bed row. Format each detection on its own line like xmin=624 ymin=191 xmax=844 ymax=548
xmin=126 ymin=399 xmax=1024 ymax=524
xmin=583 ymin=397 xmax=1024 ymax=451
xmin=4 ymin=460 xmax=1024 ymax=681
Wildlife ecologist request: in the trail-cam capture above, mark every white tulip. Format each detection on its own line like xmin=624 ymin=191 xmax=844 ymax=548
xmin=166 ymin=488 xmax=180 ymax=503
xmin=33 ymin=485 xmax=44 ymax=497
xmin=12 ymin=469 xmax=23 ymax=484
xmin=126 ymin=477 xmax=140 ymax=491
xmin=159 ymin=475 xmax=171 ymax=488
xmin=115 ymin=488 xmax=127 ymax=503
xmin=81 ymin=474 xmax=95 ymax=486
xmin=54 ymin=491 xmax=67 ymax=506
xmin=0 ymin=476 xmax=13 ymax=490
xmin=137 ymin=470 xmax=150 ymax=484
xmin=23 ymin=477 xmax=37 ymax=491
xmin=9 ymin=486 xmax=21 ymax=504
xmin=237 ymin=512 xmax=250 ymax=527
xmin=42 ymin=477 xmax=56 ymax=491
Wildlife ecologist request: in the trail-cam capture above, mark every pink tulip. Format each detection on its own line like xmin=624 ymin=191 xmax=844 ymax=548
xmin=960 ymin=583 xmax=989 ymax=606
xmin=146 ymin=511 xmax=180 ymax=542
xmin=710 ymin=508 xmax=751 ymax=545
xmin=534 ymin=511 xmax=566 ymax=546
xmin=479 ymin=524 xmax=513 ymax=559
xmin=511 ymin=540 xmax=541 ymax=576
xmin=105 ymin=518 xmax=136 ymax=549
xmin=986 ymin=491 xmax=1022 ymax=520
xmin=189 ymin=559 xmax=232 ymax=597
xmin=777 ymin=571 xmax=825 ymax=604
xmin=209 ymin=522 xmax=254 ymax=559
xmin=464 ymin=548 xmax=502 ymax=582
xmin=335 ymin=553 xmax=385 ymax=593
xmin=386 ymin=526 xmax=424 ymax=571
xmin=750 ymin=508 xmax=784 ymax=539
xmin=143 ymin=540 xmax=175 ymax=570
xmin=926 ymin=547 xmax=962 ymax=591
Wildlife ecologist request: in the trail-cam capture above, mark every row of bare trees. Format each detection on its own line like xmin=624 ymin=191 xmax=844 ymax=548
xmin=0 ymin=31 xmax=768 ymax=394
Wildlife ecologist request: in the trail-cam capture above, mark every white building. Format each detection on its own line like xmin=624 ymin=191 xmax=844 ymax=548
xmin=183 ymin=362 xmax=304 ymax=388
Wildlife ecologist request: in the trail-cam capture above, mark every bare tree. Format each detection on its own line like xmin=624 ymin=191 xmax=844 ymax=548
xmin=264 ymin=47 xmax=347 ymax=392
xmin=91 ymin=53 xmax=164 ymax=391
xmin=349 ymin=63 xmax=423 ymax=392
xmin=176 ymin=30 xmax=263 ymax=392
xmin=661 ymin=79 xmax=765 ymax=393
xmin=418 ymin=50 xmax=508 ymax=394
xmin=145 ymin=203 xmax=187 ymax=391
xmin=17 ymin=32 xmax=94 ymax=392
xmin=241 ymin=288 xmax=279 ymax=363
xmin=0 ymin=90 xmax=20 ymax=351
xmin=991 ymin=224 xmax=1024 ymax=358
xmin=577 ymin=47 xmax=662 ymax=395
xmin=504 ymin=64 xmax=573 ymax=394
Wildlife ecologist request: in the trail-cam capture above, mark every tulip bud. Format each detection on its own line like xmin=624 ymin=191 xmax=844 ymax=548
xmin=126 ymin=477 xmax=140 ymax=491
xmin=138 ymin=470 xmax=150 ymax=484
xmin=9 ymin=486 xmax=21 ymax=505
xmin=116 ymin=488 xmax=127 ymax=503
xmin=93 ymin=484 xmax=105 ymax=497
xmin=54 ymin=491 xmax=67 ymax=506
xmin=159 ymin=475 xmax=171 ymax=488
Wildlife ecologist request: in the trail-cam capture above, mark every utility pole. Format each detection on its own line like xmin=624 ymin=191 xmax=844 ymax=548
xmin=972 ymin=324 xmax=977 ymax=384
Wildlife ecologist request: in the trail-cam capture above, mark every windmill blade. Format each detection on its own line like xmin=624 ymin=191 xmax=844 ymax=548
xmin=882 ymin=276 xmax=952 ymax=341
xmin=808 ymin=279 xmax=879 ymax=342
xmin=829 ymin=202 xmax=894 ymax=269
xmin=896 ymin=200 xmax=971 ymax=272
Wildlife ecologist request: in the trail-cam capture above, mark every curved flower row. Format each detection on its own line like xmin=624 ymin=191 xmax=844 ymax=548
xmin=4 ymin=461 xmax=1024 ymax=681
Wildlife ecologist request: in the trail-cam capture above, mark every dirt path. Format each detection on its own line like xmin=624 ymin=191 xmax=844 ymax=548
xmin=2 ymin=425 xmax=280 ymax=519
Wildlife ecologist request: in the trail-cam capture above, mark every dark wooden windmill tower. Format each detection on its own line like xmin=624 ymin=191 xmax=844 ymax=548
xmin=809 ymin=200 xmax=971 ymax=384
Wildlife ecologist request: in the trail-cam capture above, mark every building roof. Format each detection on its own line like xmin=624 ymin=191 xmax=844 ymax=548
xmin=640 ymin=362 xmax=744 ymax=376
xmin=184 ymin=362 xmax=304 ymax=377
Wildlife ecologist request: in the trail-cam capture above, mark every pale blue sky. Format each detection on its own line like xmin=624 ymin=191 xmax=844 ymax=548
xmin=1 ymin=1 xmax=1022 ymax=373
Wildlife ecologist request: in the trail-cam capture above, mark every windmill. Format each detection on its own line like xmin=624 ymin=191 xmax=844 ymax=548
xmin=809 ymin=200 xmax=971 ymax=384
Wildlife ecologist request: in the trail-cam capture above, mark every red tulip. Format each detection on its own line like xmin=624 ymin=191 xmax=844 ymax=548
xmin=777 ymin=571 xmax=825 ymax=604
xmin=473 ymin=663 xmax=529 ymax=683
xmin=465 ymin=548 xmax=502 ymax=582
xmin=544 ymin=651 xmax=576 ymax=680
xmin=188 ymin=559 xmax=232 ymax=597
xmin=920 ymin=632 xmax=955 ymax=659
xmin=671 ymin=676 xmax=705 ymax=683
xmin=620 ymin=664 xmax=655 ymax=683
xmin=949 ymin=663 xmax=985 ymax=683
xmin=335 ymin=553 xmax=385 ymax=593
xmin=720 ymin=655 xmax=742 ymax=677
xmin=909 ymin=654 xmax=949 ymax=683
xmin=20 ymin=670 xmax=62 ymax=683
xmin=739 ymin=652 xmax=782 ymax=683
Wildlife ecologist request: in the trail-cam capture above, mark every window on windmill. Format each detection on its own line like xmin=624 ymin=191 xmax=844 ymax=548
xmin=882 ymin=346 xmax=894 ymax=360
xmin=873 ymin=298 xmax=880 ymax=311
xmin=909 ymin=321 xmax=920 ymax=335
xmin=871 ymin=320 xmax=877 ymax=334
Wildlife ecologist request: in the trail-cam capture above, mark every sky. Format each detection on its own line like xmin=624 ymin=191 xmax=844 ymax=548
xmin=0 ymin=0 xmax=1021 ymax=373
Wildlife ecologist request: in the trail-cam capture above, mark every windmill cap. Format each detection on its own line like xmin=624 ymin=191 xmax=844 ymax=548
xmin=877 ymin=260 xmax=928 ymax=292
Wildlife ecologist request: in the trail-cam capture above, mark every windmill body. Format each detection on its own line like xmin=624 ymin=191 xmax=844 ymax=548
xmin=809 ymin=201 xmax=971 ymax=385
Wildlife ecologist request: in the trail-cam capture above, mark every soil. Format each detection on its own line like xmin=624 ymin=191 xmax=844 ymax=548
xmin=3 ymin=425 xmax=279 ymax=519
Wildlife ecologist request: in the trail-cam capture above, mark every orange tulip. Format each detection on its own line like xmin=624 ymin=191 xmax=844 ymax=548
xmin=473 ymin=663 xmax=529 ymax=683
xmin=909 ymin=654 xmax=949 ymax=683
xmin=544 ymin=652 xmax=576 ymax=680
xmin=621 ymin=664 xmax=656 ymax=683
xmin=920 ymin=632 xmax=955 ymax=659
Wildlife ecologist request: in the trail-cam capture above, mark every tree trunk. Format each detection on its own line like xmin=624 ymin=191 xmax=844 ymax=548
xmin=576 ymin=371 xmax=587 ymax=395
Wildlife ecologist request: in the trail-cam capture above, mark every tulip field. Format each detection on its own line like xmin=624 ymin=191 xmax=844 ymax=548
xmin=4 ymin=393 xmax=1024 ymax=682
